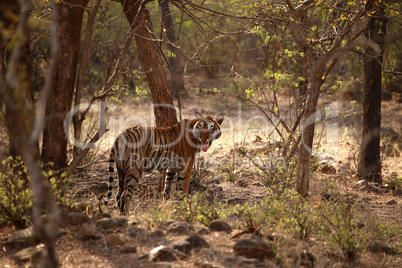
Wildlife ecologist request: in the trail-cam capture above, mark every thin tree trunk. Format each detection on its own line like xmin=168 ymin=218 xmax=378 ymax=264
xmin=295 ymin=72 xmax=322 ymax=197
xmin=42 ymin=0 xmax=89 ymax=170
xmin=159 ymin=0 xmax=185 ymax=96
xmin=0 ymin=0 xmax=61 ymax=266
xmin=73 ymin=0 xmax=101 ymax=156
xmin=359 ymin=6 xmax=386 ymax=184
xmin=122 ymin=0 xmax=177 ymax=127
xmin=0 ymin=0 xmax=34 ymax=157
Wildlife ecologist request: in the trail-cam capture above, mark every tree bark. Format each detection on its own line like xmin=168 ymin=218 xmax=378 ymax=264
xmin=122 ymin=0 xmax=177 ymax=127
xmin=41 ymin=0 xmax=89 ymax=169
xmin=0 ymin=0 xmax=34 ymax=157
xmin=359 ymin=6 xmax=387 ymax=184
xmin=295 ymin=71 xmax=322 ymax=197
xmin=159 ymin=0 xmax=185 ymax=96
xmin=0 ymin=0 xmax=61 ymax=266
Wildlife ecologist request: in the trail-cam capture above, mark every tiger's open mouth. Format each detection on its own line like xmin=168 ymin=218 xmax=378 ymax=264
xmin=201 ymin=142 xmax=209 ymax=152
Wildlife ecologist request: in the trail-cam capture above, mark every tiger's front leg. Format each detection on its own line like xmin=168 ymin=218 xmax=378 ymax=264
xmin=177 ymin=157 xmax=195 ymax=198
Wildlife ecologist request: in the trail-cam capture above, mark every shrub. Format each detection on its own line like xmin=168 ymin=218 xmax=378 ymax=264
xmin=0 ymin=157 xmax=32 ymax=229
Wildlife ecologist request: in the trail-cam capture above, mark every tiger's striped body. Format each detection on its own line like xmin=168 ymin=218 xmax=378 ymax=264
xmin=108 ymin=113 xmax=224 ymax=214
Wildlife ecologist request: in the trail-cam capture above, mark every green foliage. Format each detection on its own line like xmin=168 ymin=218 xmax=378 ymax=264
xmin=0 ymin=157 xmax=32 ymax=229
xmin=232 ymin=189 xmax=317 ymax=240
xmin=317 ymin=197 xmax=360 ymax=259
xmin=0 ymin=157 xmax=76 ymax=229
xmin=385 ymin=172 xmax=402 ymax=191
xmin=173 ymin=192 xmax=225 ymax=225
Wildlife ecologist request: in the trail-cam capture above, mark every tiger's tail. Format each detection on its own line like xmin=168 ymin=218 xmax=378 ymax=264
xmin=105 ymin=148 xmax=115 ymax=206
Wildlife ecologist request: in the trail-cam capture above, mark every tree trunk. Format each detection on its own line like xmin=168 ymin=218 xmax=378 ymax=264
xmin=122 ymin=0 xmax=177 ymax=127
xmin=41 ymin=0 xmax=89 ymax=169
xmin=359 ymin=6 xmax=387 ymax=184
xmin=0 ymin=0 xmax=34 ymax=157
xmin=159 ymin=0 xmax=185 ymax=96
xmin=295 ymin=71 xmax=322 ymax=197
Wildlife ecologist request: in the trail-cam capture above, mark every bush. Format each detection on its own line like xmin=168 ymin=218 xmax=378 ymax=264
xmin=0 ymin=157 xmax=75 ymax=229
xmin=0 ymin=157 xmax=32 ymax=229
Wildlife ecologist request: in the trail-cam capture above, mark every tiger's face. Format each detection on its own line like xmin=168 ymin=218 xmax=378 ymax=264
xmin=193 ymin=113 xmax=224 ymax=152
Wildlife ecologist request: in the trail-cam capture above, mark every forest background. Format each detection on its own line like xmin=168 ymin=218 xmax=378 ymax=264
xmin=0 ymin=0 xmax=401 ymax=267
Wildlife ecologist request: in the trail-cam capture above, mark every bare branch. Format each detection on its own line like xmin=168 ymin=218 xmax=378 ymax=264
xmin=65 ymin=128 xmax=109 ymax=177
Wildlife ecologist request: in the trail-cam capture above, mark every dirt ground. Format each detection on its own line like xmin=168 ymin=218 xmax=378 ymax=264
xmin=0 ymin=83 xmax=401 ymax=267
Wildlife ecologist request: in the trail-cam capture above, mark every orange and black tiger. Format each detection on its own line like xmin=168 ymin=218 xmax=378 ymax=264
xmin=107 ymin=113 xmax=224 ymax=214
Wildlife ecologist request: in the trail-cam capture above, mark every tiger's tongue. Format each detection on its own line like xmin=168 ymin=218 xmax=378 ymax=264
xmin=201 ymin=142 xmax=209 ymax=152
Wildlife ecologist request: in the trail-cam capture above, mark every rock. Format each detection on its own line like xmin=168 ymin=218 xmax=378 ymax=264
xmin=167 ymin=221 xmax=194 ymax=235
xmin=186 ymin=235 xmax=210 ymax=249
xmin=171 ymin=240 xmax=192 ymax=254
xmin=208 ymin=220 xmax=232 ymax=233
xmin=79 ymin=225 xmax=101 ymax=240
xmin=128 ymin=226 xmax=145 ymax=238
xmin=368 ymin=240 xmax=396 ymax=255
xmin=105 ymin=234 xmax=124 ymax=246
xmin=149 ymin=245 xmax=187 ymax=262
xmin=385 ymin=199 xmax=397 ymax=205
xmin=8 ymin=227 xmax=38 ymax=246
xmin=96 ymin=218 xmax=127 ymax=230
xmin=150 ymin=230 xmax=165 ymax=238
xmin=233 ymin=234 xmax=275 ymax=261
xmin=67 ymin=212 xmax=90 ymax=225
xmin=197 ymin=227 xmax=210 ymax=235
xmin=14 ymin=243 xmax=44 ymax=262
xmin=120 ymin=246 xmax=137 ymax=254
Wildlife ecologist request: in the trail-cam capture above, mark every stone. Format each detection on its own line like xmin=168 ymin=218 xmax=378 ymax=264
xmin=79 ymin=225 xmax=101 ymax=240
xmin=96 ymin=218 xmax=127 ymax=230
xmin=186 ymin=235 xmax=210 ymax=249
xmin=150 ymin=230 xmax=165 ymax=238
xmin=167 ymin=221 xmax=194 ymax=235
xmin=208 ymin=220 xmax=232 ymax=233
xmin=8 ymin=227 xmax=37 ymax=246
xmin=14 ymin=243 xmax=44 ymax=262
xmin=67 ymin=212 xmax=90 ymax=225
xmin=149 ymin=245 xmax=187 ymax=262
xmin=171 ymin=240 xmax=192 ymax=254
xmin=197 ymin=227 xmax=210 ymax=235
xmin=233 ymin=234 xmax=275 ymax=261
xmin=128 ymin=226 xmax=145 ymax=238
xmin=368 ymin=240 xmax=396 ymax=255
xmin=105 ymin=234 xmax=124 ymax=246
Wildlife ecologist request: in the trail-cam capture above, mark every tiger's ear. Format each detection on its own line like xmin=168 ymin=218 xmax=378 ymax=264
xmin=216 ymin=114 xmax=224 ymax=125
xmin=195 ymin=112 xmax=203 ymax=120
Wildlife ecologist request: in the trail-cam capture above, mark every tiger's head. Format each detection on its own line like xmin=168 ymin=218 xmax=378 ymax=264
xmin=193 ymin=112 xmax=224 ymax=152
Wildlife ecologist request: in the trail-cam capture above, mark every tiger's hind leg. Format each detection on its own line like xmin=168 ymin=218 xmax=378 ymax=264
xmin=115 ymin=168 xmax=124 ymax=211
xmin=119 ymin=167 xmax=141 ymax=215
xmin=163 ymin=168 xmax=177 ymax=199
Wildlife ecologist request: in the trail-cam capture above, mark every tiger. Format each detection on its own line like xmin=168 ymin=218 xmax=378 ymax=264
xmin=107 ymin=112 xmax=224 ymax=214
